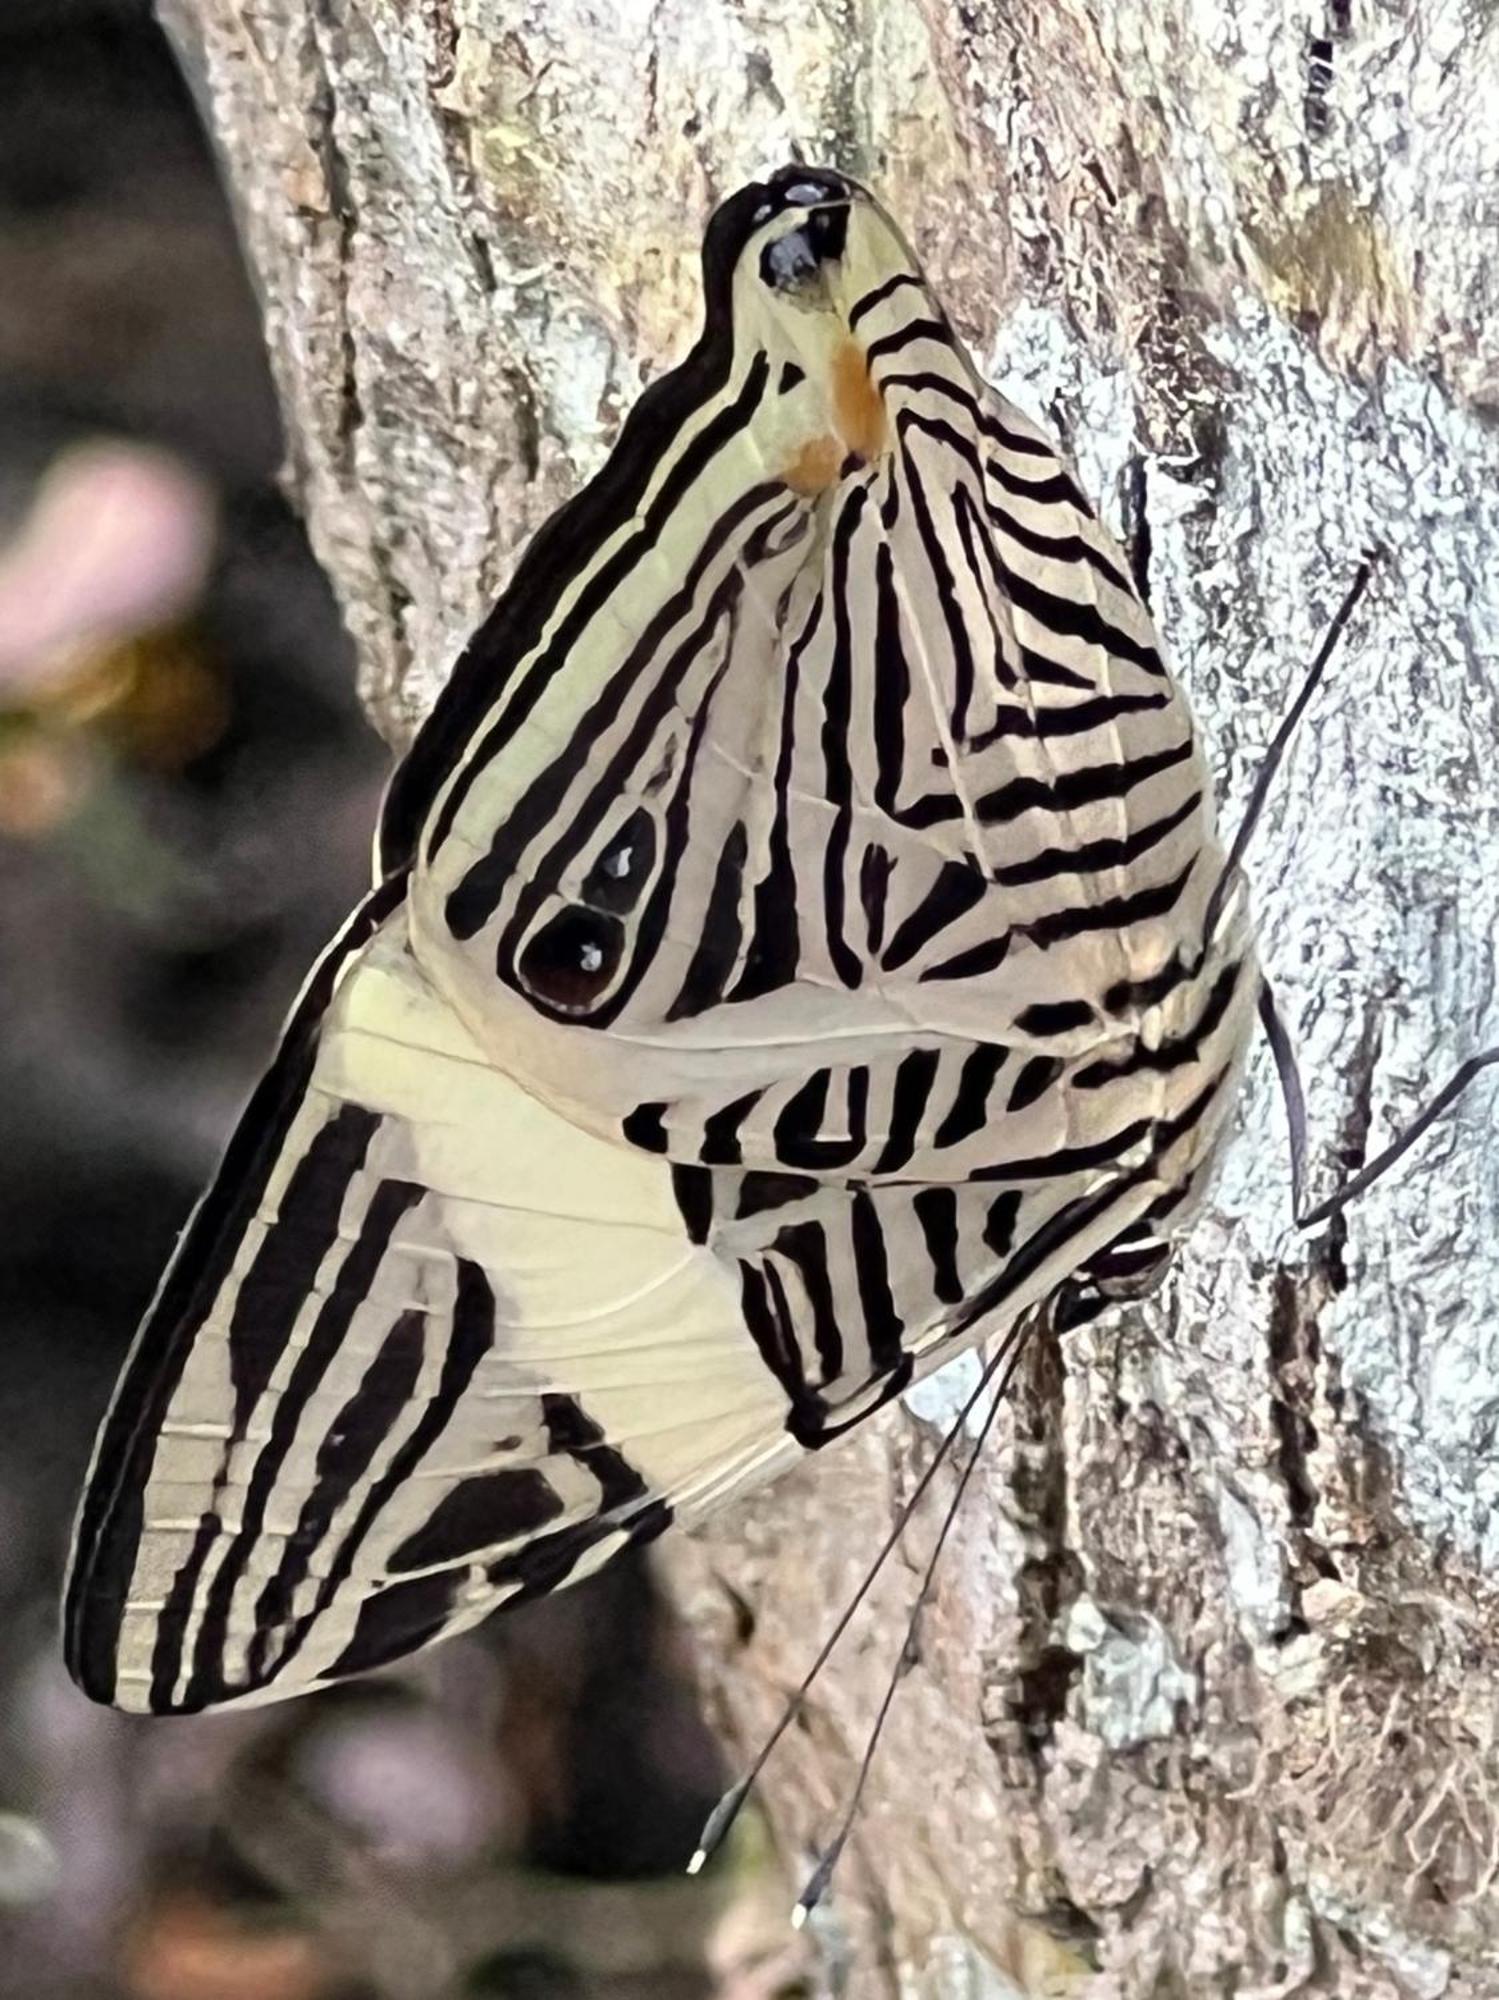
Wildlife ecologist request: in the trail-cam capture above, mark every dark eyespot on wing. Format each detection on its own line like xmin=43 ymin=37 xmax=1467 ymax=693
xmin=67 ymin=167 xmax=1254 ymax=1725
xmin=583 ymin=810 xmax=657 ymax=914
xmin=517 ymin=906 xmax=624 ymax=1011
xmin=433 ymin=385 xmax=775 ymax=901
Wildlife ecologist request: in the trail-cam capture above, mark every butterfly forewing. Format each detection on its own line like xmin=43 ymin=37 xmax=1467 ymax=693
xmin=65 ymin=167 xmax=1256 ymax=1713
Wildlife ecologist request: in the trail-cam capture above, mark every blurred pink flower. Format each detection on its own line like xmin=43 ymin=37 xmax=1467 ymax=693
xmin=0 ymin=441 xmax=216 ymax=694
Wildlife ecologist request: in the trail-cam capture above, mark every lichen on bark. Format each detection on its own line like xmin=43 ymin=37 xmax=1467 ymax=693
xmin=159 ymin=2 xmax=1499 ymax=1990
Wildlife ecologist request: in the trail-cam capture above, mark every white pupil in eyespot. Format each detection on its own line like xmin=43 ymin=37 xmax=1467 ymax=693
xmin=580 ymin=942 xmax=604 ymax=972
xmin=605 ymin=846 xmax=632 ymax=878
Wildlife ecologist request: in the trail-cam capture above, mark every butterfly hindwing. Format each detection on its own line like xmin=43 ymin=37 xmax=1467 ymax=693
xmin=65 ymin=891 xmax=802 ymax=1712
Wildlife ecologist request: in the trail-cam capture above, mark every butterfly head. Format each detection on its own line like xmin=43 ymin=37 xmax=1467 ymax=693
xmin=706 ymin=166 xmax=940 ymax=495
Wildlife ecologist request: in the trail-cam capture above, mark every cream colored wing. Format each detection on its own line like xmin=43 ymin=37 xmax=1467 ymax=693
xmin=64 ymin=884 xmax=800 ymax=1714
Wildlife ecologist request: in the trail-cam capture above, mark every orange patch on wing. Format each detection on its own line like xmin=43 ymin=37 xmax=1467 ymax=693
xmin=784 ymin=434 xmax=845 ymax=495
xmin=832 ymin=339 xmax=888 ymax=461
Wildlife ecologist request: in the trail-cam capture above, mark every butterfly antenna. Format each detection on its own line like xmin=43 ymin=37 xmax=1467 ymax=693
xmin=791 ymin=1315 xmax=1036 ymax=1928
xmin=1297 ymin=1044 xmax=1499 ymax=1230
xmin=688 ymin=1325 xmax=1023 ymax=1876
xmin=1204 ymin=550 xmax=1379 ymax=945
xmin=1259 ymin=979 xmax=1309 ymax=1217
xmin=1216 ymin=558 xmax=1497 ymax=1229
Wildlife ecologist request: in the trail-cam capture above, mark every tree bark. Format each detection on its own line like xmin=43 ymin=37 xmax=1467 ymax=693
xmin=159 ymin=2 xmax=1499 ymax=1991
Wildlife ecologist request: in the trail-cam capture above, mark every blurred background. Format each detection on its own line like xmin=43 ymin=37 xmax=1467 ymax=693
xmin=0 ymin=5 xmax=794 ymax=1994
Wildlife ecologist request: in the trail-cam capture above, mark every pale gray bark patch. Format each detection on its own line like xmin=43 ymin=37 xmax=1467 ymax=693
xmin=162 ymin=0 xmax=1499 ymax=1989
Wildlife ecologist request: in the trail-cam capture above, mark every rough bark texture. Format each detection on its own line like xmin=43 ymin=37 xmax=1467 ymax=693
xmin=158 ymin=2 xmax=1499 ymax=1992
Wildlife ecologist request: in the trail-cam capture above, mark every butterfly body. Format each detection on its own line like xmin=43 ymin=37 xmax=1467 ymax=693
xmin=65 ymin=168 xmax=1257 ymax=1714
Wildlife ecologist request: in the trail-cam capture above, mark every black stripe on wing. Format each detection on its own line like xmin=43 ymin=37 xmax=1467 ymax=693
xmin=443 ymin=477 xmax=773 ymax=942
xmin=380 ymin=166 xmax=862 ymax=873
xmin=323 ymin=1391 xmax=671 ymax=1683
xmin=168 ymin=1175 xmax=428 ymax=1712
xmin=250 ymin=1260 xmax=498 ymax=1690
xmin=62 ymin=872 xmax=409 ymax=1708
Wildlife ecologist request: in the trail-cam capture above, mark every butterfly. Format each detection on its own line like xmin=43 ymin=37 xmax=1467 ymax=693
xmin=63 ymin=165 xmax=1260 ymax=1717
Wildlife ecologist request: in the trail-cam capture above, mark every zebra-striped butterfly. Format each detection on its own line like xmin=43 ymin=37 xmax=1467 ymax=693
xmin=64 ymin=166 xmax=1258 ymax=1716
